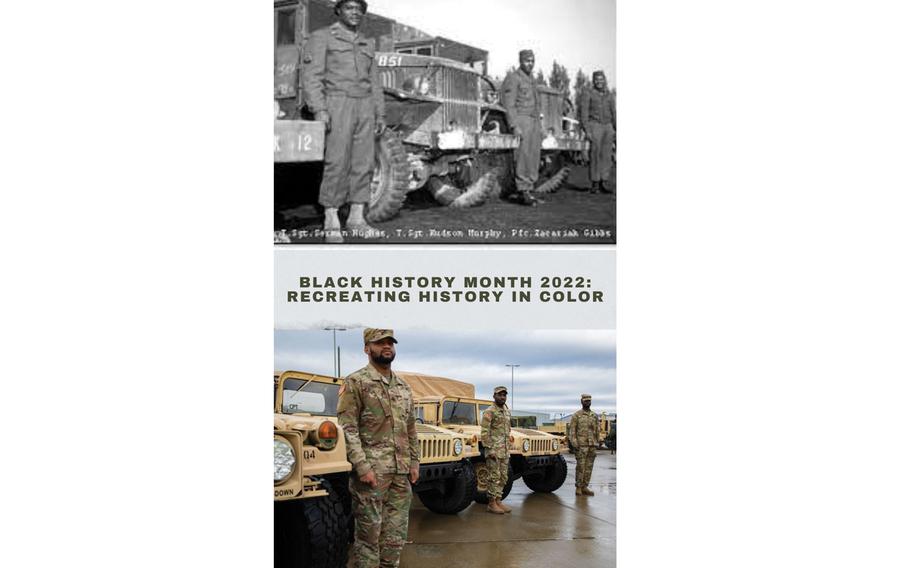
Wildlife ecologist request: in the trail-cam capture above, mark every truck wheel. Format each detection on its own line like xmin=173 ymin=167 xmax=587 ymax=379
xmin=416 ymin=460 xmax=477 ymax=514
xmin=367 ymin=131 xmax=410 ymax=222
xmin=534 ymin=154 xmax=571 ymax=194
xmin=522 ymin=454 xmax=568 ymax=493
xmin=473 ymin=461 xmax=514 ymax=504
xmin=274 ymin=478 xmax=351 ymax=568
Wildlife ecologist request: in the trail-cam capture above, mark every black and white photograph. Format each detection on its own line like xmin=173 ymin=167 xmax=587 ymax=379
xmin=274 ymin=0 xmax=616 ymax=244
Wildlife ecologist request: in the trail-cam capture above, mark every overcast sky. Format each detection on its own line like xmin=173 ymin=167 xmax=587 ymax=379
xmin=275 ymin=328 xmax=615 ymax=418
xmin=368 ymin=0 xmax=616 ymax=88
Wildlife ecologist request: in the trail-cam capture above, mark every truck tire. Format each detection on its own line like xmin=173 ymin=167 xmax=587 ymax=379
xmin=522 ymin=454 xmax=568 ymax=493
xmin=274 ymin=478 xmax=351 ymax=568
xmin=367 ymin=131 xmax=410 ymax=222
xmin=416 ymin=460 xmax=477 ymax=514
xmin=473 ymin=461 xmax=514 ymax=504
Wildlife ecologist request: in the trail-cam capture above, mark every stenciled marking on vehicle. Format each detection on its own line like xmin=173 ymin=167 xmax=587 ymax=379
xmin=377 ymin=55 xmax=402 ymax=67
xmin=274 ymin=488 xmax=297 ymax=497
xmin=301 ymin=449 xmax=316 ymax=461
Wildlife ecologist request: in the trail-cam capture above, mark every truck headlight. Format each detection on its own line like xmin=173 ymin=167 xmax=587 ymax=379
xmin=453 ymin=438 xmax=463 ymax=456
xmin=522 ymin=439 xmax=530 ymax=452
xmin=552 ymin=439 xmax=559 ymax=451
xmin=274 ymin=437 xmax=296 ymax=483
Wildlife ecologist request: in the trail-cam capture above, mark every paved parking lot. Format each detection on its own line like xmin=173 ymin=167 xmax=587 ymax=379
xmin=400 ymin=450 xmax=616 ymax=568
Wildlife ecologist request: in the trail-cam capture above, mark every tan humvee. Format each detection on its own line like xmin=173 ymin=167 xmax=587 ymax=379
xmin=274 ymin=370 xmax=352 ymax=568
xmin=400 ymin=372 xmax=569 ymax=503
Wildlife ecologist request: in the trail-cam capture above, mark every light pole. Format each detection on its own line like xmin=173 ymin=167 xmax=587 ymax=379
xmin=324 ymin=327 xmax=347 ymax=377
xmin=505 ymin=364 xmax=520 ymax=410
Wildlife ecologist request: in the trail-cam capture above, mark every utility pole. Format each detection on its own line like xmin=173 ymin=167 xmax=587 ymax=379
xmin=324 ymin=327 xmax=347 ymax=377
xmin=505 ymin=364 xmax=520 ymax=410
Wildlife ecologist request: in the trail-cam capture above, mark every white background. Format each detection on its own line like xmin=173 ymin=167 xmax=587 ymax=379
xmin=3 ymin=1 xmax=910 ymax=567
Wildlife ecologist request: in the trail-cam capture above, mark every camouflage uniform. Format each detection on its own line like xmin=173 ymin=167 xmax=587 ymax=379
xmin=301 ymin=20 xmax=385 ymax=208
xmin=337 ymin=357 xmax=419 ymax=567
xmin=480 ymin=397 xmax=511 ymax=500
xmin=502 ymin=64 xmax=542 ymax=196
xmin=579 ymin=81 xmax=616 ymax=187
xmin=568 ymin=400 xmax=599 ymax=490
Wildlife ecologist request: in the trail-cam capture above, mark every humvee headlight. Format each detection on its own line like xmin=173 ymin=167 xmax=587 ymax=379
xmin=274 ymin=438 xmax=296 ymax=482
xmin=522 ymin=439 xmax=530 ymax=452
xmin=453 ymin=439 xmax=463 ymax=456
xmin=552 ymin=439 xmax=559 ymax=451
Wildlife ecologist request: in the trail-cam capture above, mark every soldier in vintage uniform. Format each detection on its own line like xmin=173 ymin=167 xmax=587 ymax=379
xmin=567 ymin=393 xmax=599 ymax=496
xmin=301 ymin=0 xmax=385 ymax=243
xmin=579 ymin=70 xmax=616 ymax=195
xmin=501 ymin=49 xmax=542 ymax=206
xmin=337 ymin=328 xmax=419 ymax=567
xmin=480 ymin=385 xmax=512 ymax=514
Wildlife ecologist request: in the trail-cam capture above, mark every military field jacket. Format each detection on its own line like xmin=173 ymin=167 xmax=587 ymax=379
xmin=579 ymin=87 xmax=616 ymax=132
xmin=301 ymin=22 xmax=385 ymax=117
xmin=337 ymin=364 xmax=419 ymax=476
xmin=501 ymin=69 xmax=541 ymax=128
xmin=481 ymin=404 xmax=512 ymax=459
xmin=568 ymin=409 xmax=600 ymax=448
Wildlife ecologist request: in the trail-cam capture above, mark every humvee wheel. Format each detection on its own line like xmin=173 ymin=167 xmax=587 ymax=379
xmin=416 ymin=460 xmax=477 ymax=515
xmin=473 ymin=460 xmax=514 ymax=504
xmin=367 ymin=131 xmax=410 ymax=222
xmin=522 ymin=454 xmax=568 ymax=493
xmin=274 ymin=478 xmax=351 ymax=568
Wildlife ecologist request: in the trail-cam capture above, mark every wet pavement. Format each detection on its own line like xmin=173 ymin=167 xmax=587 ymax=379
xmin=400 ymin=450 xmax=616 ymax=568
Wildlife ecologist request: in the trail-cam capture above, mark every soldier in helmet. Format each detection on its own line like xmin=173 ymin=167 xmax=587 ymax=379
xmin=301 ymin=0 xmax=385 ymax=243
xmin=337 ymin=328 xmax=419 ymax=567
xmin=567 ymin=393 xmax=599 ymax=496
xmin=579 ymin=70 xmax=616 ymax=195
xmin=501 ymin=49 xmax=543 ymax=206
xmin=481 ymin=386 xmax=512 ymax=514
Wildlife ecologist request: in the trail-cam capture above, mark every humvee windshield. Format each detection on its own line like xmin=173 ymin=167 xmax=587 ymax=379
xmin=442 ymin=400 xmax=476 ymax=425
xmin=281 ymin=378 xmax=340 ymax=416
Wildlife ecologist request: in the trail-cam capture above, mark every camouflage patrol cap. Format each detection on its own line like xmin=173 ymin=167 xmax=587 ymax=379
xmin=581 ymin=393 xmax=592 ymax=400
xmin=335 ymin=0 xmax=368 ymax=14
xmin=494 ymin=386 xmax=508 ymax=395
xmin=363 ymin=328 xmax=397 ymax=344
xmin=519 ymin=49 xmax=535 ymax=60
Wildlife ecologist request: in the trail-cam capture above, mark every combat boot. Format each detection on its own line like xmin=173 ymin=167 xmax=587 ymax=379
xmin=486 ymin=498 xmax=505 ymax=514
xmin=589 ymin=181 xmax=600 ymax=194
xmin=575 ymin=486 xmax=584 ymax=496
xmin=582 ymin=486 xmax=595 ymax=496
xmin=345 ymin=204 xmax=381 ymax=239
xmin=498 ymin=499 xmax=512 ymax=513
xmin=513 ymin=191 xmax=539 ymax=206
xmin=323 ymin=208 xmax=343 ymax=244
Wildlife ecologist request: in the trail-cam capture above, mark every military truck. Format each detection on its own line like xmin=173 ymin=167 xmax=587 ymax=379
xmin=277 ymin=370 xmax=480 ymax=516
xmin=399 ymin=372 xmax=569 ymax=503
xmin=274 ymin=0 xmax=585 ymax=226
xmin=274 ymin=371 xmax=352 ymax=568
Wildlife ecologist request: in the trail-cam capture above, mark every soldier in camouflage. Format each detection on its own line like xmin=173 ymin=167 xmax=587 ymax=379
xmin=337 ymin=328 xmax=419 ymax=567
xmin=481 ymin=386 xmax=512 ymax=514
xmin=567 ymin=393 xmax=598 ymax=496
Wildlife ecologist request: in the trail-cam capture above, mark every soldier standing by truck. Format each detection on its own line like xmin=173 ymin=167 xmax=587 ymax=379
xmin=501 ymin=49 xmax=543 ymax=207
xmin=301 ymin=0 xmax=386 ymax=244
xmin=337 ymin=328 xmax=419 ymax=567
xmin=481 ymin=386 xmax=513 ymax=514
xmin=568 ymin=393 xmax=599 ymax=496
xmin=579 ymin=70 xmax=616 ymax=195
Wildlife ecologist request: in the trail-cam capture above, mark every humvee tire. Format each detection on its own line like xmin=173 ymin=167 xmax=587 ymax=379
xmin=416 ymin=459 xmax=477 ymax=514
xmin=522 ymin=453 xmax=568 ymax=493
xmin=472 ymin=460 xmax=514 ymax=504
xmin=367 ymin=131 xmax=410 ymax=222
xmin=274 ymin=478 xmax=351 ymax=568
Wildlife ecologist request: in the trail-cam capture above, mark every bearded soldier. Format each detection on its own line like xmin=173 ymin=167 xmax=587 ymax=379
xmin=337 ymin=328 xmax=419 ymax=567
xmin=301 ymin=0 xmax=385 ymax=243
xmin=567 ymin=393 xmax=599 ymax=496
xmin=480 ymin=386 xmax=512 ymax=514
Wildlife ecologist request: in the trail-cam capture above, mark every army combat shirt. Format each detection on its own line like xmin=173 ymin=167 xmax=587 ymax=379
xmin=501 ymin=69 xmax=541 ymax=128
xmin=579 ymin=87 xmax=615 ymax=130
xmin=481 ymin=404 xmax=512 ymax=459
xmin=568 ymin=408 xmax=600 ymax=448
xmin=301 ymin=22 xmax=385 ymax=117
xmin=337 ymin=364 xmax=419 ymax=476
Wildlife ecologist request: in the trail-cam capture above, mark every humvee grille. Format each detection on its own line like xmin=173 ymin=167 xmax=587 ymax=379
xmin=419 ymin=437 xmax=452 ymax=459
xmin=529 ymin=438 xmax=549 ymax=453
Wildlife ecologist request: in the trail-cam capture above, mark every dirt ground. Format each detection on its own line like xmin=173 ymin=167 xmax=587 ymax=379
xmin=275 ymin=164 xmax=616 ymax=245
